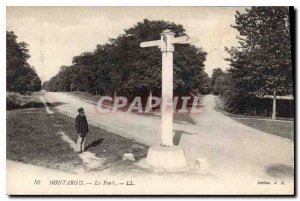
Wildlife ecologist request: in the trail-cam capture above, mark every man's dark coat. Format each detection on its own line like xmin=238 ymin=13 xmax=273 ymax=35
xmin=75 ymin=114 xmax=89 ymax=137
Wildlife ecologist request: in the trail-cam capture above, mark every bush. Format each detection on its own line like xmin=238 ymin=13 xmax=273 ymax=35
xmin=6 ymin=92 xmax=44 ymax=110
xmin=222 ymin=90 xmax=294 ymax=118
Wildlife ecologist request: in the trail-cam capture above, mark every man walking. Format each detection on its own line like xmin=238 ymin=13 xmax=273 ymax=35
xmin=75 ymin=107 xmax=89 ymax=153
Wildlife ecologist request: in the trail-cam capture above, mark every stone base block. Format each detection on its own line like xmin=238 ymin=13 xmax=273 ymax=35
xmin=146 ymin=145 xmax=187 ymax=168
xmin=122 ymin=153 xmax=135 ymax=161
xmin=196 ymin=158 xmax=209 ymax=173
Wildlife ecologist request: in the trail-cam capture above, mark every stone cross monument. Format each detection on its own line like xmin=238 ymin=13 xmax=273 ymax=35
xmin=140 ymin=29 xmax=198 ymax=169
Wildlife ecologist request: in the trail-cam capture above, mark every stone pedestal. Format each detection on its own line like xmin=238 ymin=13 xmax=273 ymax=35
xmin=146 ymin=145 xmax=187 ymax=168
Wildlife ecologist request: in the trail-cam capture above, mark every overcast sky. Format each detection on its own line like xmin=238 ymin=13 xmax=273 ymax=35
xmin=7 ymin=7 xmax=247 ymax=82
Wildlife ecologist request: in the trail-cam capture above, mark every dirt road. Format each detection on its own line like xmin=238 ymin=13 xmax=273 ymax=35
xmin=39 ymin=92 xmax=294 ymax=194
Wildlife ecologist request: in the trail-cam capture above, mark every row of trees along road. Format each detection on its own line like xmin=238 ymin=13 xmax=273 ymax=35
xmin=7 ymin=31 xmax=42 ymax=94
xmin=44 ymin=19 xmax=211 ymax=100
xmin=215 ymin=7 xmax=293 ymax=119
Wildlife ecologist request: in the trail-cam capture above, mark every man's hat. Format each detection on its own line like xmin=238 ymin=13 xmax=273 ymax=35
xmin=78 ymin=107 xmax=84 ymax=113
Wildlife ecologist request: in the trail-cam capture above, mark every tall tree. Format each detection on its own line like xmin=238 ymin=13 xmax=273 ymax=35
xmin=213 ymin=72 xmax=233 ymax=96
xmin=211 ymin=68 xmax=225 ymax=87
xmin=7 ymin=31 xmax=41 ymax=94
xmin=226 ymin=7 xmax=292 ymax=119
xmin=45 ymin=19 xmax=209 ymax=98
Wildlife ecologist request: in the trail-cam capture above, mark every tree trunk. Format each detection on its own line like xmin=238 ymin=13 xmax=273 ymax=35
xmin=272 ymin=91 xmax=276 ymax=120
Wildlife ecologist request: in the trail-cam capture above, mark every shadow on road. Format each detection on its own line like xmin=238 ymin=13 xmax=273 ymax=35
xmin=173 ymin=130 xmax=197 ymax=145
xmin=266 ymin=164 xmax=294 ymax=178
xmin=46 ymin=102 xmax=66 ymax=107
xmin=85 ymin=138 xmax=104 ymax=151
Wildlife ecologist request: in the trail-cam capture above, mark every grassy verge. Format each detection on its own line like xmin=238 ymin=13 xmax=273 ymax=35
xmin=69 ymin=91 xmax=101 ymax=104
xmin=57 ymin=113 xmax=149 ymax=172
xmin=7 ymin=105 xmax=149 ymax=173
xmin=234 ymin=118 xmax=294 ymax=140
xmin=7 ymin=108 xmax=83 ymax=172
xmin=214 ymin=96 xmax=294 ymax=140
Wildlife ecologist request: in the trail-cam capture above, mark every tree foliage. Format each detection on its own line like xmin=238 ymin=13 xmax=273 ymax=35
xmin=226 ymin=7 xmax=292 ymax=96
xmin=7 ymin=31 xmax=42 ymax=94
xmin=211 ymin=68 xmax=231 ymax=95
xmin=45 ymin=19 xmax=210 ymax=97
xmin=220 ymin=7 xmax=293 ymax=117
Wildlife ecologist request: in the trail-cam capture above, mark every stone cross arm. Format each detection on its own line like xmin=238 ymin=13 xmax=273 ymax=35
xmin=170 ymin=35 xmax=198 ymax=44
xmin=140 ymin=40 xmax=161 ymax=48
xmin=140 ymin=35 xmax=198 ymax=48
xmin=174 ymin=36 xmax=199 ymax=44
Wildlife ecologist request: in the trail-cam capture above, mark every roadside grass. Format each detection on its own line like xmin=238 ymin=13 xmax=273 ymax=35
xmin=69 ymin=91 xmax=196 ymax=125
xmin=234 ymin=118 xmax=294 ymax=140
xmin=214 ymin=95 xmax=294 ymax=140
xmin=225 ymin=113 xmax=294 ymax=122
xmin=57 ymin=113 xmax=149 ymax=172
xmin=7 ymin=108 xmax=83 ymax=172
xmin=8 ymin=100 xmax=150 ymax=174
xmin=69 ymin=91 xmax=101 ymax=103
xmin=7 ymin=106 xmax=149 ymax=173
